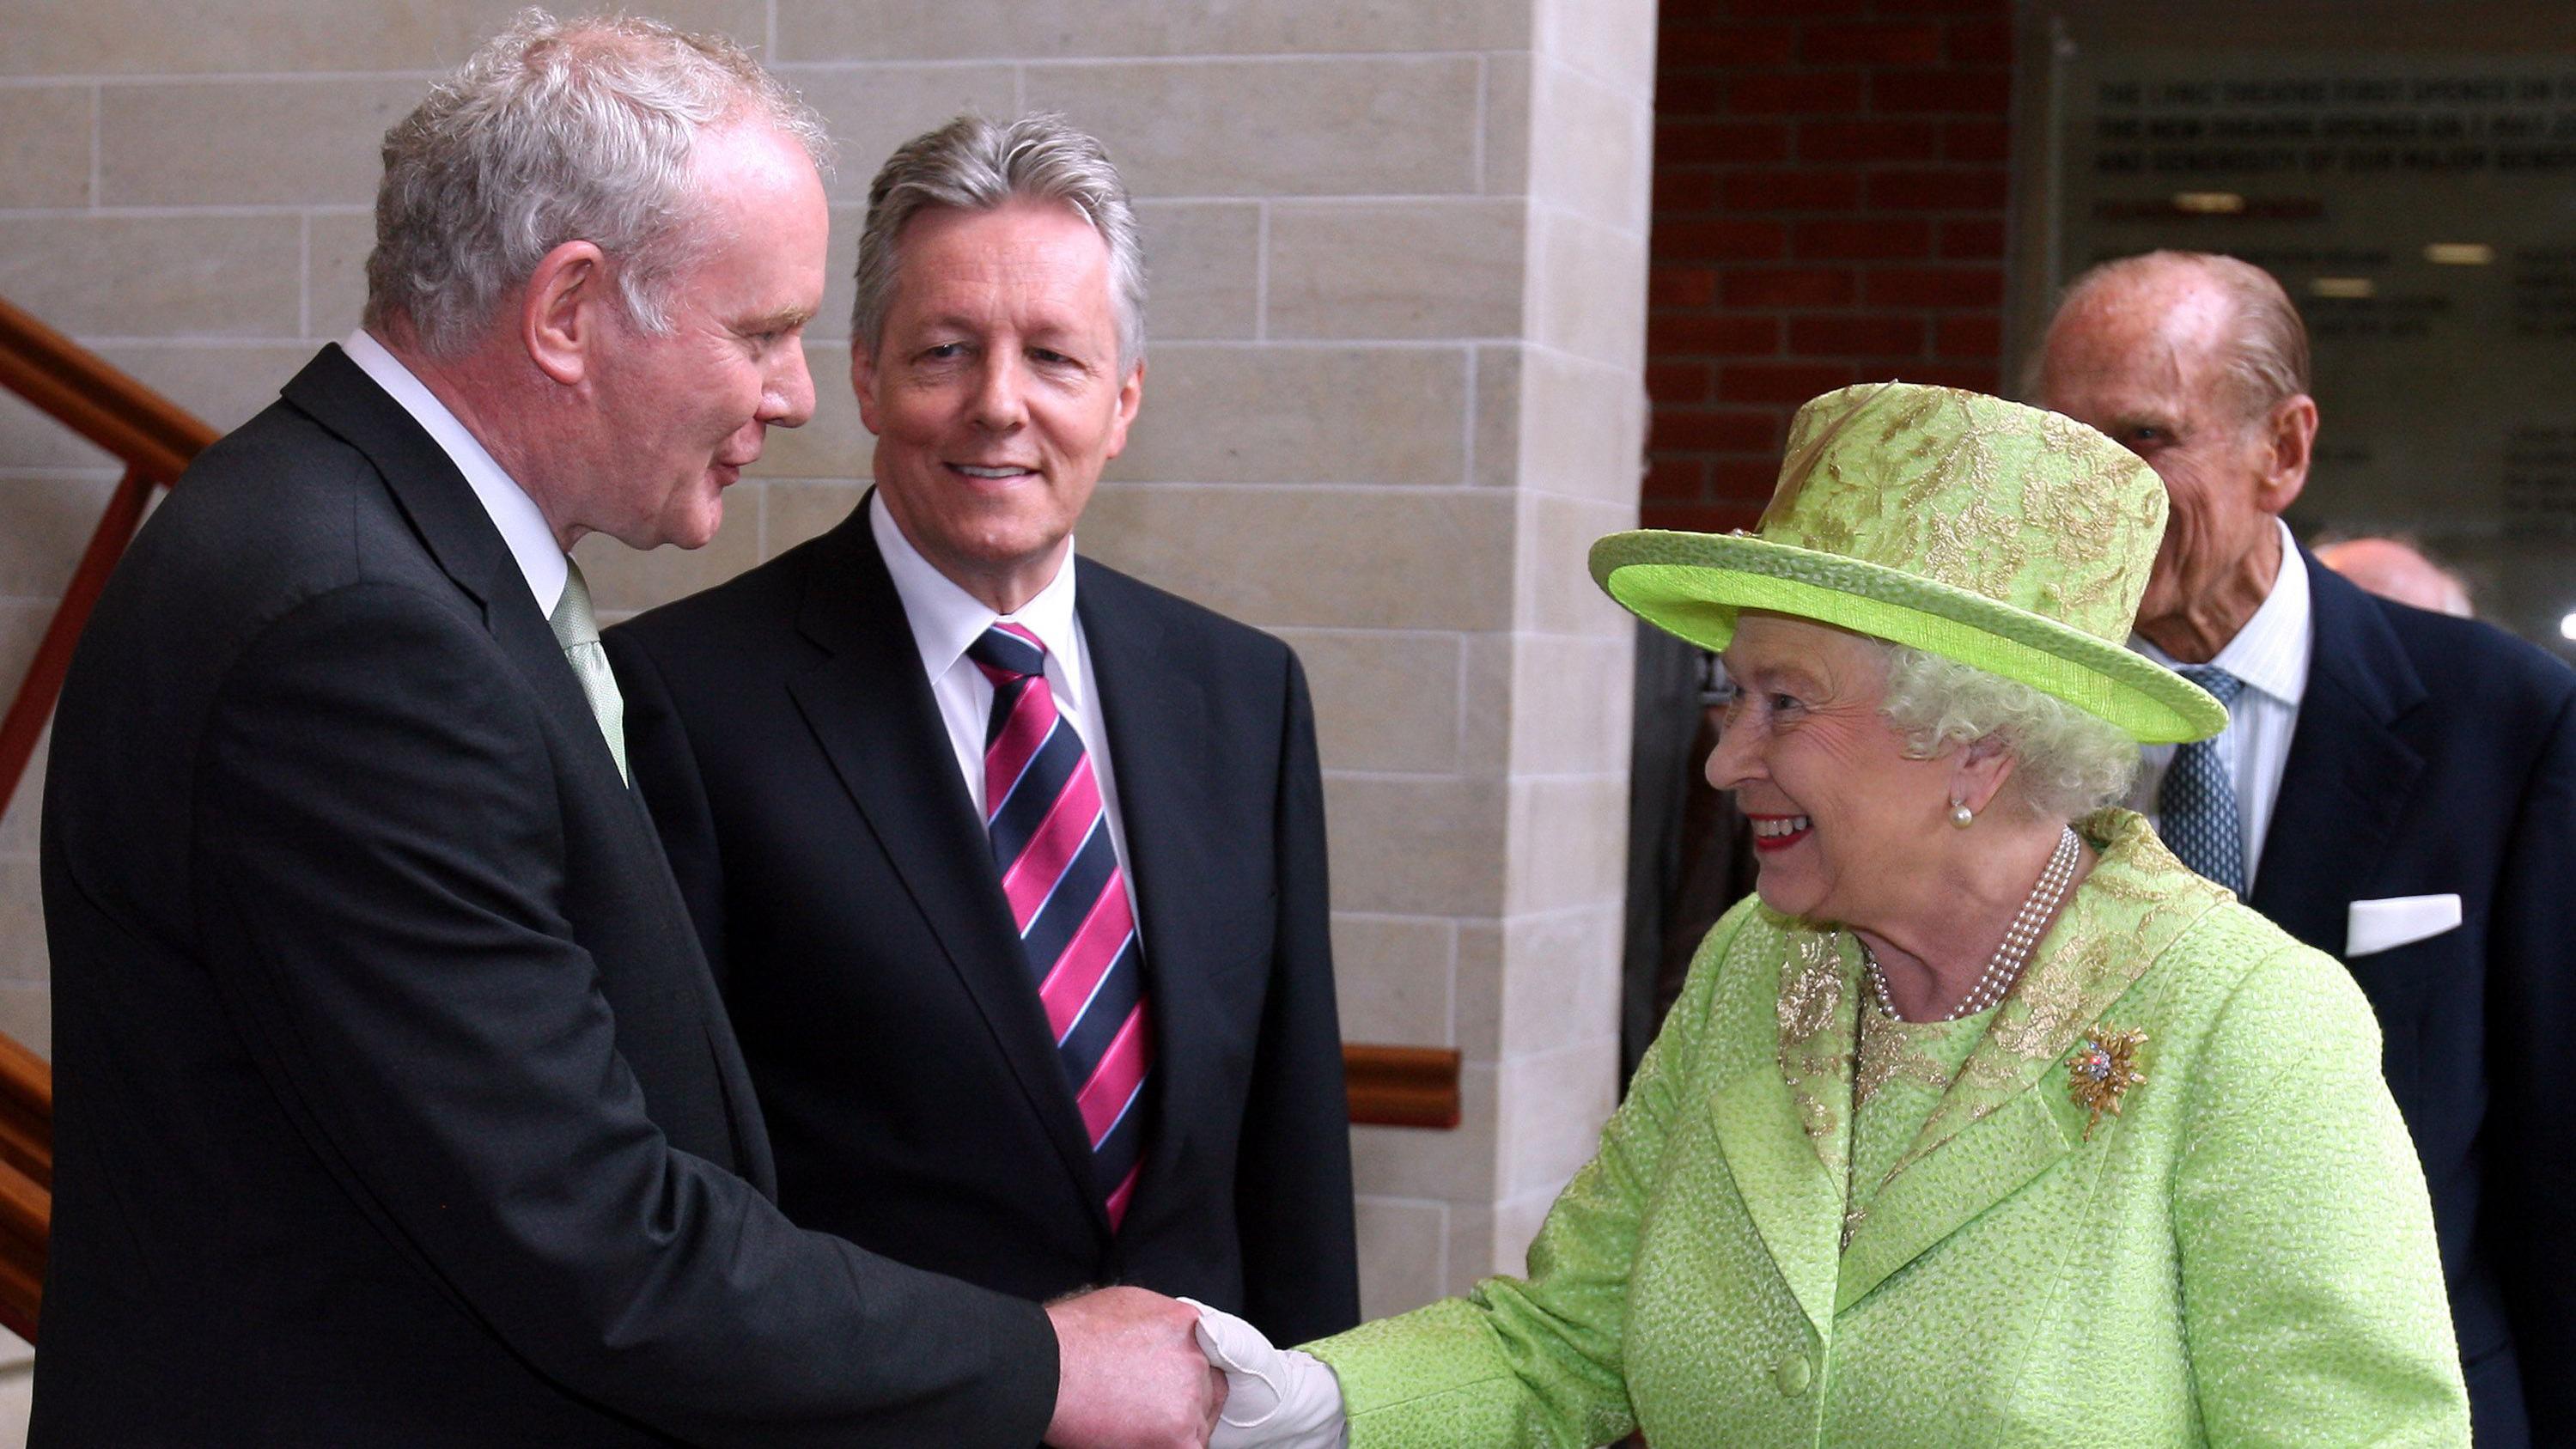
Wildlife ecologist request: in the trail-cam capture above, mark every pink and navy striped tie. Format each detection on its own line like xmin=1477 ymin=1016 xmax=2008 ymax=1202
xmin=968 ymin=623 xmax=1152 ymax=1229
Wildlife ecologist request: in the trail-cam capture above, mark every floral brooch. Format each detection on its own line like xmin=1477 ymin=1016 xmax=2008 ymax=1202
xmin=2067 ymin=1024 xmax=2147 ymax=1140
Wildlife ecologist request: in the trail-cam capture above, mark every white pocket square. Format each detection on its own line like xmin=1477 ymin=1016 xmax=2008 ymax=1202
xmin=2346 ymin=894 xmax=2462 ymax=957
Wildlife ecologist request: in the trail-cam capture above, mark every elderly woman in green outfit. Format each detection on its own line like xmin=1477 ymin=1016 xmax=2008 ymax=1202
xmin=1188 ymin=382 xmax=2468 ymax=1447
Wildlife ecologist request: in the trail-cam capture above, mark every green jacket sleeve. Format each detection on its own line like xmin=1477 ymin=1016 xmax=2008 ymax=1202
xmin=1306 ymin=904 xmax=1760 ymax=1447
xmin=2174 ymin=944 xmax=2469 ymax=1447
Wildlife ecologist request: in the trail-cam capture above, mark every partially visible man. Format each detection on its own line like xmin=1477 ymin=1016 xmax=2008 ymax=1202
xmin=36 ymin=18 xmax=1212 ymax=1446
xmin=2036 ymin=248 xmax=2576 ymax=1446
xmin=606 ymin=113 xmax=1360 ymax=1345
xmin=2317 ymin=534 xmax=2475 ymax=618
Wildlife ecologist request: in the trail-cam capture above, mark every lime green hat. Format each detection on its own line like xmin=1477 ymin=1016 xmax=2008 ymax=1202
xmin=1592 ymin=381 xmax=2225 ymax=745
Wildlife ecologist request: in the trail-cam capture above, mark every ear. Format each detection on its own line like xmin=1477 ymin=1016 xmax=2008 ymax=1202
xmin=521 ymin=240 xmax=610 ymax=387
xmin=2252 ymin=393 xmax=2317 ymax=517
xmin=1948 ymin=734 xmax=2018 ymax=818
xmin=850 ymin=344 xmax=885 ymax=437
xmin=1101 ymin=358 xmax=1145 ymax=460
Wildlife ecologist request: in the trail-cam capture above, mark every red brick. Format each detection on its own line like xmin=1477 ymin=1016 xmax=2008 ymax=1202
xmin=1949 ymin=18 xmax=2013 ymax=63
xmin=1649 ymin=265 xmax=1720 ymax=307
xmin=1945 ymin=119 xmax=2011 ymax=162
xmin=1935 ymin=314 xmax=2003 ymax=359
xmin=1656 ymin=70 xmax=1730 ymax=119
xmin=1872 ymin=68 xmax=2013 ymax=116
xmin=1720 ymin=267 xmax=1855 ymax=307
xmin=1659 ymin=23 xmax=1798 ymax=70
xmin=1798 ymin=119 xmax=1941 ymax=162
xmin=1646 ymin=362 xmax=1714 ymax=405
xmin=1640 ymin=497 xmax=1766 ymax=533
xmin=1896 ymin=362 xmax=2003 ymax=391
xmin=1719 ymin=362 xmax=1860 ymax=405
xmin=1939 ymin=217 xmax=2007 ymax=259
xmin=1642 ymin=456 xmax=1706 ymax=502
xmin=1874 ymin=0 xmax=2010 ymax=13
xmin=1653 ymin=167 xmax=1722 ymax=215
xmin=1652 ymin=313 xmax=1781 ymax=355
xmin=1714 ymin=454 xmax=1789 ymax=497
xmin=1793 ymin=217 xmax=1933 ymax=260
xmin=1864 ymin=266 xmax=2004 ymax=307
xmin=1657 ymin=119 xmax=1791 ymax=165
xmin=1800 ymin=21 xmax=1944 ymax=66
xmin=1654 ymin=217 xmax=1789 ymax=262
xmin=1788 ymin=315 xmax=1927 ymax=356
xmin=1867 ymin=168 xmax=2010 ymax=210
xmin=1653 ymin=406 xmax=1780 ymax=452
xmin=1702 ymin=0 xmax=1867 ymax=18
xmin=1729 ymin=71 xmax=1863 ymax=116
xmin=1720 ymin=167 xmax=1863 ymax=211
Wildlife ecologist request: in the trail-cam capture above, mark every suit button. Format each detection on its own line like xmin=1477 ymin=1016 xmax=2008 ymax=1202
xmin=1775 ymin=1352 xmax=1812 ymax=1397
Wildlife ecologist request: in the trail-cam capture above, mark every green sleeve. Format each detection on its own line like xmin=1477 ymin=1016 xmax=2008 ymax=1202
xmin=2174 ymin=944 xmax=2470 ymax=1448
xmin=1306 ymin=903 xmax=1760 ymax=1448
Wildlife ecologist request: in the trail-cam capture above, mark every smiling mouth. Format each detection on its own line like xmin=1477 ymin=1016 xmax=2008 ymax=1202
xmin=951 ymin=464 xmax=1036 ymax=480
xmin=1745 ymin=813 xmax=1812 ymax=852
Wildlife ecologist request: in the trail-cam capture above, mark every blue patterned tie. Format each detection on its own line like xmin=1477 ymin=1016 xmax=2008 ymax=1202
xmin=2159 ymin=665 xmax=2245 ymax=895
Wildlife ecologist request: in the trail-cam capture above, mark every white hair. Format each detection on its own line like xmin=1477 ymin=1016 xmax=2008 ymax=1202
xmin=853 ymin=113 xmax=1146 ymax=372
xmin=1873 ymin=642 xmax=2139 ymax=821
xmin=363 ymin=9 xmax=831 ymax=356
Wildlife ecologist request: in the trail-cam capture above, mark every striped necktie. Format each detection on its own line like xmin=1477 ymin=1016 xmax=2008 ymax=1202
xmin=2157 ymin=664 xmax=2245 ymax=896
xmin=967 ymin=623 xmax=1152 ymax=1229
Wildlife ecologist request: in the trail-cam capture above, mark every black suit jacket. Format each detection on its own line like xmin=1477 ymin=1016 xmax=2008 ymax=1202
xmin=33 ymin=349 xmax=1057 ymax=1446
xmin=2246 ymin=549 xmax=2576 ymax=1446
xmin=605 ymin=499 xmax=1360 ymax=1345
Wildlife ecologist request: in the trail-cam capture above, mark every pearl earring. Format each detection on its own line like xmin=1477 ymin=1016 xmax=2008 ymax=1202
xmin=1950 ymin=801 xmax=1975 ymax=829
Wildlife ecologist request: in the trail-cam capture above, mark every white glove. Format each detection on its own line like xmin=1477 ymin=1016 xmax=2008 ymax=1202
xmin=1178 ymin=1298 xmax=1350 ymax=1449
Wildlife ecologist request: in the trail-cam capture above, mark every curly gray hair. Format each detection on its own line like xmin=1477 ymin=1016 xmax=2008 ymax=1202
xmin=363 ymin=9 xmax=831 ymax=357
xmin=1873 ymin=642 xmax=2140 ymax=821
xmin=852 ymin=113 xmax=1146 ymax=373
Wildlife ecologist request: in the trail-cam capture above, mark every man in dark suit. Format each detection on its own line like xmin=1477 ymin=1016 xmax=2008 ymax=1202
xmin=2036 ymin=249 xmax=2576 ymax=1446
xmin=606 ymin=113 xmax=1361 ymax=1346
xmin=36 ymin=20 xmax=1215 ymax=1446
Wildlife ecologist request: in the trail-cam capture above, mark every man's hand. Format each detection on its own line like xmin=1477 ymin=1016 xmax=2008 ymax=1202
xmin=1044 ymin=1286 xmax=1226 ymax=1449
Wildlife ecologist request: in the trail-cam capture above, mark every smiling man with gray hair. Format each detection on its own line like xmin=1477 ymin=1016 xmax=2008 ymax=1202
xmin=607 ymin=113 xmax=1361 ymax=1396
xmin=38 ymin=23 xmax=1216 ymax=1448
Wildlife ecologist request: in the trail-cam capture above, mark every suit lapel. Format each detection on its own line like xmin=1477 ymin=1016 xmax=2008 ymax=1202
xmin=2248 ymin=551 xmax=2426 ymax=954
xmin=1710 ymin=921 xmax=1857 ymax=1335
xmin=1836 ymin=811 xmax=2231 ymax=1311
xmin=784 ymin=512 xmax=1105 ymax=1222
xmin=1076 ymin=568 xmax=1224 ymax=1216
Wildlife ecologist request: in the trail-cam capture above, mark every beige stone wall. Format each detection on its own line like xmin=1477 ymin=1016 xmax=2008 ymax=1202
xmin=0 ymin=0 xmax=1653 ymax=1323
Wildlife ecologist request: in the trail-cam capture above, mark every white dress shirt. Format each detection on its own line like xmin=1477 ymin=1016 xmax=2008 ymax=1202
xmin=868 ymin=492 xmax=1141 ymax=898
xmin=2127 ymin=517 xmax=2312 ymax=894
xmin=342 ymin=329 xmax=565 ymax=617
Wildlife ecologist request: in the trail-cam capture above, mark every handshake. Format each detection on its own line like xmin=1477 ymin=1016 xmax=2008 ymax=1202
xmin=1044 ymin=1288 xmax=1347 ymax=1449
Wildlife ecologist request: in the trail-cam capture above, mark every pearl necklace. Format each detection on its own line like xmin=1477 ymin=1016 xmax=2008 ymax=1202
xmin=1864 ymin=825 xmax=2082 ymax=1023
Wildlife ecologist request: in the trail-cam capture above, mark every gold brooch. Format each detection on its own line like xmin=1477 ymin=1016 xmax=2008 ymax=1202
xmin=2067 ymin=1024 xmax=2147 ymax=1140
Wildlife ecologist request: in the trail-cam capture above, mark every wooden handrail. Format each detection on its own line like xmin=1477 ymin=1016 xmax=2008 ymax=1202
xmin=0 ymin=295 xmax=218 ymax=488
xmin=1343 ymin=1044 xmax=1463 ymax=1129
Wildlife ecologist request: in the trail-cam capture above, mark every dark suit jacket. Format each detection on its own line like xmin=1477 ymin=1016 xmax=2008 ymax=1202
xmin=2247 ymin=548 xmax=2576 ymax=1447
xmin=33 ymin=349 xmax=1057 ymax=1446
xmin=605 ymin=499 xmax=1360 ymax=1346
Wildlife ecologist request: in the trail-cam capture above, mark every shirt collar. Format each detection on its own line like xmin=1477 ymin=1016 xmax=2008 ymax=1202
xmin=2133 ymin=517 xmax=2311 ymax=709
xmin=343 ymin=329 xmax=567 ymax=616
xmin=869 ymin=491 xmax=1086 ymax=710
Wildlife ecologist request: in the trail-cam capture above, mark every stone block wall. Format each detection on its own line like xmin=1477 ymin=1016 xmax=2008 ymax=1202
xmin=0 ymin=0 xmax=1653 ymax=1324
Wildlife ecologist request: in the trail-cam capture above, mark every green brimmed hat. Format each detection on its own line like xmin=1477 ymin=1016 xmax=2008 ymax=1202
xmin=1592 ymin=382 xmax=2224 ymax=745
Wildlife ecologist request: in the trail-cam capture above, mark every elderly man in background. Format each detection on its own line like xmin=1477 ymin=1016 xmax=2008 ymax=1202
xmin=36 ymin=17 xmax=1213 ymax=1446
xmin=607 ymin=113 xmax=1359 ymax=1347
xmin=2035 ymin=248 xmax=2576 ymax=1446
xmin=2317 ymin=535 xmax=2476 ymax=617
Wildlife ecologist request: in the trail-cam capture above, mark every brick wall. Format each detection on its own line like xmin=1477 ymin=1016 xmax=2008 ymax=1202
xmin=1644 ymin=0 xmax=2015 ymax=530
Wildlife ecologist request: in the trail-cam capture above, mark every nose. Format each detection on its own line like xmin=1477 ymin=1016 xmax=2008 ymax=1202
xmin=761 ymin=338 xmax=817 ymax=429
xmin=970 ymin=352 xmax=1029 ymax=433
xmin=1702 ymin=703 xmax=1761 ymax=792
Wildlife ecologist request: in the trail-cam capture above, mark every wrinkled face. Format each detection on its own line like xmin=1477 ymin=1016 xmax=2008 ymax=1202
xmin=854 ymin=198 xmax=1142 ymax=610
xmin=1705 ymin=614 xmax=1955 ymax=927
xmin=2036 ymin=277 xmax=2278 ymax=639
xmin=581 ymin=121 xmax=827 ymax=551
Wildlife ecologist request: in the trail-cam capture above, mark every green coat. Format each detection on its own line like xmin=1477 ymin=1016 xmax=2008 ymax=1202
xmin=1310 ymin=811 xmax=2467 ymax=1447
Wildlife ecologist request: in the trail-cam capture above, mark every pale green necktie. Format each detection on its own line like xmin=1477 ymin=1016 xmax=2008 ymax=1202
xmin=547 ymin=558 xmax=629 ymax=785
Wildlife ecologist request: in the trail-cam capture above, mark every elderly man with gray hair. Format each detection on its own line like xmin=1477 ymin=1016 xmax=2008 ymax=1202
xmin=609 ymin=111 xmax=1361 ymax=1373
xmin=38 ymin=18 xmax=1218 ymax=1447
